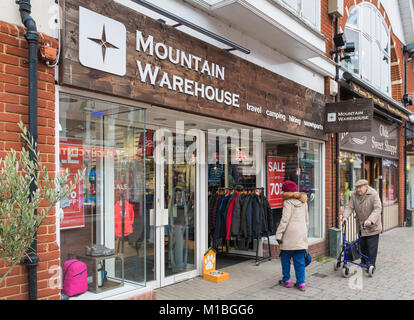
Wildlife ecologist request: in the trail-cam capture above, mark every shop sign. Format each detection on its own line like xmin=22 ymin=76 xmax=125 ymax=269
xmin=407 ymin=138 xmax=414 ymax=155
xmin=349 ymin=82 xmax=410 ymax=121
xmin=325 ymin=99 xmax=373 ymax=133
xmin=59 ymin=140 xmax=85 ymax=229
xmin=267 ymin=157 xmax=286 ymax=209
xmin=60 ymin=0 xmax=327 ymax=141
xmin=340 ymin=119 xmax=399 ymax=159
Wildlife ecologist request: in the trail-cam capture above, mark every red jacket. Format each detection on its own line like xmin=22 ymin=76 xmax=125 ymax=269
xmin=226 ymin=192 xmax=239 ymax=240
xmin=114 ymin=200 xmax=134 ymax=238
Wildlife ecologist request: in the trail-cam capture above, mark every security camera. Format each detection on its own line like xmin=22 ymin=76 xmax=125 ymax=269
xmin=343 ymin=42 xmax=355 ymax=54
xmin=402 ymin=94 xmax=413 ymax=106
xmin=333 ymin=33 xmax=346 ymax=48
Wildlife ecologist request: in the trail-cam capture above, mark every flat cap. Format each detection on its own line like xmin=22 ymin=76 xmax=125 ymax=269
xmin=355 ymin=179 xmax=368 ymax=187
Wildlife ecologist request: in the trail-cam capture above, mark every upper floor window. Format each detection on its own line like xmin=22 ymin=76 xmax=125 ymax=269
xmin=278 ymin=0 xmax=320 ymax=30
xmin=342 ymin=3 xmax=391 ymax=95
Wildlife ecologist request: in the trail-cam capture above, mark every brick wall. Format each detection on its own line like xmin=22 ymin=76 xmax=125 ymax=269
xmin=0 ymin=20 xmax=59 ymax=300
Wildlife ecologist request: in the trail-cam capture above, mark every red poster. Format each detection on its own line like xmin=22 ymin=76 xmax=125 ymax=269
xmin=59 ymin=140 xmax=85 ymax=229
xmin=267 ymin=157 xmax=286 ymax=209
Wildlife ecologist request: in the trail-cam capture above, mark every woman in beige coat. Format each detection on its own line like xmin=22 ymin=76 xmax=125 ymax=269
xmin=276 ymin=181 xmax=309 ymax=292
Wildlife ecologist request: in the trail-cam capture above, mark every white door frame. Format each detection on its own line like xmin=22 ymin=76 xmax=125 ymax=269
xmin=147 ymin=126 xmax=206 ymax=289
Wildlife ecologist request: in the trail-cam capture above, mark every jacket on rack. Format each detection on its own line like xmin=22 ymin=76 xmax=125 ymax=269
xmin=213 ymin=195 xmax=230 ymax=246
xmin=225 ymin=192 xmax=239 ymax=240
xmin=209 ymin=190 xmax=275 ymax=247
xmin=230 ymin=193 xmax=246 ymax=237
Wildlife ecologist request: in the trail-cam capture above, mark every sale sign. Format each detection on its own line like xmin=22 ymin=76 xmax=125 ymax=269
xmin=267 ymin=157 xmax=286 ymax=209
xmin=59 ymin=140 xmax=85 ymax=229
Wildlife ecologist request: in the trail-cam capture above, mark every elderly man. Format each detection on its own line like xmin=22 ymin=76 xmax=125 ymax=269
xmin=342 ymin=179 xmax=382 ymax=270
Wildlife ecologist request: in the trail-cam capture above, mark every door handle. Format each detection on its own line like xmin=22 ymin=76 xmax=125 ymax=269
xmin=153 ymin=208 xmax=169 ymax=227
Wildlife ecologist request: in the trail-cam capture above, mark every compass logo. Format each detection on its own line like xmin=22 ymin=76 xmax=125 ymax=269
xmin=79 ymin=6 xmax=126 ymax=76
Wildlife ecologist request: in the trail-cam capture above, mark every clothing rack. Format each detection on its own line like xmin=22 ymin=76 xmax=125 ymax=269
xmin=209 ymin=186 xmax=273 ymax=266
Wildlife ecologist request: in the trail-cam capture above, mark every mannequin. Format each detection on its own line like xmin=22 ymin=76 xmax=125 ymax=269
xmin=115 ymin=192 xmax=134 ymax=253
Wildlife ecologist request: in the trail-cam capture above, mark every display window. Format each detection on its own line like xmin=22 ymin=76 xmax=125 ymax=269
xmin=407 ymin=156 xmax=414 ymax=211
xmin=382 ymin=158 xmax=399 ymax=230
xmin=339 ymin=152 xmax=363 ymax=210
xmin=264 ymin=135 xmax=324 ymax=241
xmin=383 ymin=159 xmax=398 ymax=207
xmin=265 ymin=138 xmax=323 ymax=241
xmin=59 ymin=93 xmax=146 ymax=287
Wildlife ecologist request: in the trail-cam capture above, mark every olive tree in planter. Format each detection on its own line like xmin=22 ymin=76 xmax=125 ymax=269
xmin=0 ymin=121 xmax=82 ymax=287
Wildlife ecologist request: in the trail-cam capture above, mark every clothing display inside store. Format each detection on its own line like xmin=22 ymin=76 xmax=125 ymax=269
xmin=168 ymin=186 xmax=190 ymax=273
xmin=59 ymin=93 xmax=146 ymax=293
xmin=114 ymin=194 xmax=135 ymax=239
xmin=208 ymin=187 xmax=274 ymax=265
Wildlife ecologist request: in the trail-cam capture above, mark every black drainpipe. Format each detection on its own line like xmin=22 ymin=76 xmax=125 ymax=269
xmin=334 ymin=17 xmax=340 ymax=229
xmin=18 ymin=0 xmax=39 ymax=300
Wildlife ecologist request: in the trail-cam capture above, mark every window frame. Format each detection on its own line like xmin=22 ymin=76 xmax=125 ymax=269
xmin=343 ymin=2 xmax=391 ymax=96
xmin=278 ymin=0 xmax=321 ymax=31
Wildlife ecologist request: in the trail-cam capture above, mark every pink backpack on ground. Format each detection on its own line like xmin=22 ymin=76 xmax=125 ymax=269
xmin=62 ymin=259 xmax=88 ymax=296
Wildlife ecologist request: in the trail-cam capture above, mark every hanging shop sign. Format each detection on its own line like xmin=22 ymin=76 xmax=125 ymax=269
xmin=59 ymin=140 xmax=85 ymax=229
xmin=267 ymin=156 xmax=286 ymax=209
xmin=340 ymin=119 xmax=399 ymax=159
xmin=60 ymin=0 xmax=327 ymax=140
xmin=325 ymin=98 xmax=373 ymax=133
xmin=407 ymin=138 xmax=414 ymax=156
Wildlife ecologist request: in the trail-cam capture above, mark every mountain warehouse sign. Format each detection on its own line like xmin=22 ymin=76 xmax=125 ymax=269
xmin=135 ymin=31 xmax=240 ymax=108
xmin=325 ymin=99 xmax=373 ymax=133
xmin=61 ymin=0 xmax=328 ymax=140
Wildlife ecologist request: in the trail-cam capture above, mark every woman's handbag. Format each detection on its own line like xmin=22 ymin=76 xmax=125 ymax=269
xmin=304 ymin=251 xmax=312 ymax=267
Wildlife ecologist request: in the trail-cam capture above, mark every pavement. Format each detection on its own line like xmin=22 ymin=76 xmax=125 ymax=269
xmin=156 ymin=226 xmax=414 ymax=300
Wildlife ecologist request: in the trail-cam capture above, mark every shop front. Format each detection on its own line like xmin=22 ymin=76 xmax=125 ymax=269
xmin=58 ymin=0 xmax=327 ymax=297
xmin=339 ymin=119 xmax=400 ymax=236
xmin=339 ymin=74 xmax=408 ymax=239
xmin=405 ymin=123 xmax=414 ymax=225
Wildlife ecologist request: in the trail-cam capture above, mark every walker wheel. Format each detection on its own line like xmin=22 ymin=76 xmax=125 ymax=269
xmin=368 ymin=265 xmax=375 ymax=277
xmin=333 ymin=261 xmax=341 ymax=271
xmin=342 ymin=266 xmax=351 ymax=278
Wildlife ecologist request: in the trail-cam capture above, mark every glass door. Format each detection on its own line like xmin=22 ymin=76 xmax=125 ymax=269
xmin=145 ymin=127 xmax=202 ymax=288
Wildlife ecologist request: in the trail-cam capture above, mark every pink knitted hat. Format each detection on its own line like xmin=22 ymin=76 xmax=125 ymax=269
xmin=282 ymin=181 xmax=298 ymax=193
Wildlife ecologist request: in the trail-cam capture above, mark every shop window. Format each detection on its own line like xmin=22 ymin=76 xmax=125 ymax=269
xmin=407 ymin=155 xmax=414 ymax=210
xmin=382 ymin=158 xmax=399 ymax=230
xmin=298 ymin=141 xmax=322 ymax=240
xmin=59 ymin=93 xmax=146 ymax=287
xmin=265 ymin=138 xmax=323 ymax=241
xmin=339 ymin=152 xmax=363 ymax=211
xmin=343 ymin=3 xmax=391 ymax=96
xmin=383 ymin=159 xmax=398 ymax=206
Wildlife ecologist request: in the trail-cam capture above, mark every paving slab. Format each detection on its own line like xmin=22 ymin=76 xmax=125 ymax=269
xmin=156 ymin=227 xmax=414 ymax=300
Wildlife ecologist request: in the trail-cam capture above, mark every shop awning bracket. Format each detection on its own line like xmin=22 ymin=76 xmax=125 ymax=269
xmin=130 ymin=0 xmax=251 ymax=54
